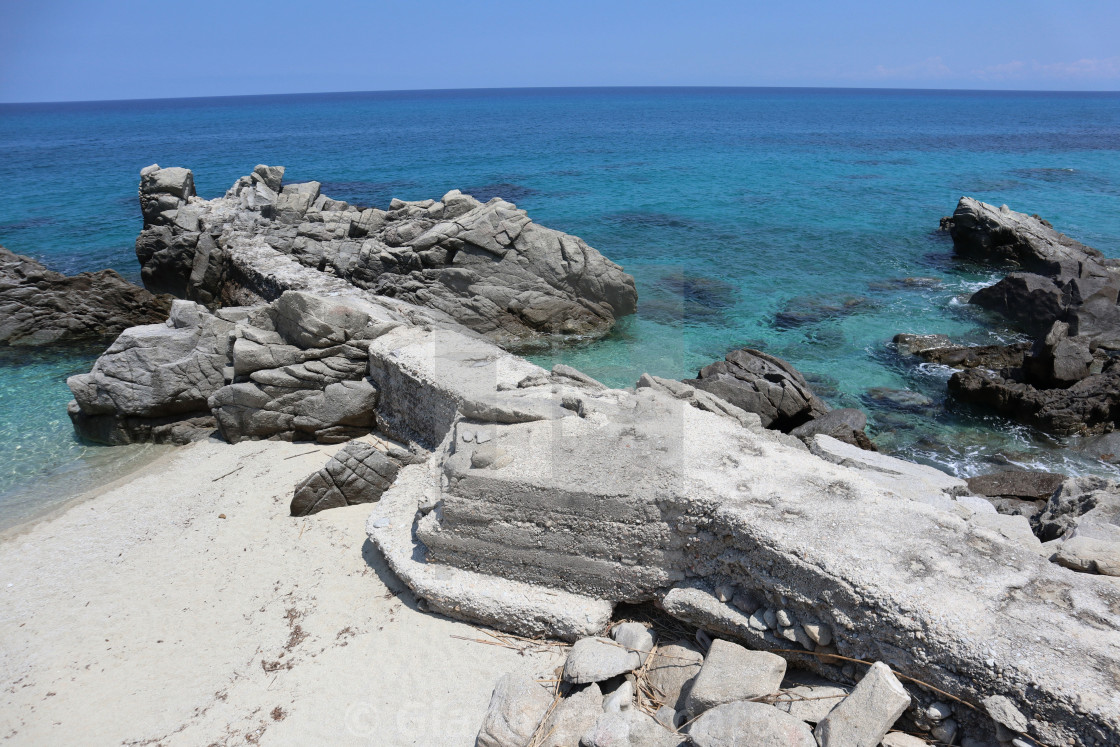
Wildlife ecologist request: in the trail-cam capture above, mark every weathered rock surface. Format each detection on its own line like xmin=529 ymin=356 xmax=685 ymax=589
xmin=562 ymin=637 xmax=642 ymax=684
xmin=684 ymin=348 xmax=830 ymax=430
xmin=537 ymin=682 xmax=601 ymax=747
xmin=966 ymin=470 xmax=1065 ymax=502
xmin=645 ymin=640 xmax=704 ymax=711
xmin=360 ymin=321 xmax=1120 ymax=745
xmin=134 ymin=164 xmax=636 ymax=348
xmin=813 ymin=662 xmax=910 ymax=747
xmin=289 ymin=440 xmax=403 ymax=516
xmin=687 ymin=701 xmax=816 ymax=747
xmin=683 ymin=639 xmax=785 ymax=715
xmin=476 ymin=672 xmax=552 ymax=747
xmin=0 ymin=246 xmax=171 ymax=346
xmin=67 ymin=291 xmax=397 ymax=445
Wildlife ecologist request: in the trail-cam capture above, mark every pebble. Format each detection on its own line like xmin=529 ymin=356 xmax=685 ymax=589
xmin=927 ymin=701 xmax=953 ymax=721
xmin=776 ymin=609 xmax=794 ymax=627
xmin=763 ymin=608 xmax=778 ymax=630
xmin=748 ymin=609 xmax=769 ymax=631
xmin=603 ymin=680 xmax=633 ymax=713
xmin=714 ymin=584 xmax=735 ymax=602
xmin=930 ymin=718 xmax=958 ymax=744
xmin=611 ymin=622 xmax=656 ymax=665
xmin=802 ymin=622 xmax=832 ymax=646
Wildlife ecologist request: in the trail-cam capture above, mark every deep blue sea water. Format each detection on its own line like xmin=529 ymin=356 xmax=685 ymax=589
xmin=3 ymin=87 xmax=1120 ymax=524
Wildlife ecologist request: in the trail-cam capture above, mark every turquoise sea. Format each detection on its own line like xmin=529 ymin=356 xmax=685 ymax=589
xmin=2 ymin=87 xmax=1120 ymax=525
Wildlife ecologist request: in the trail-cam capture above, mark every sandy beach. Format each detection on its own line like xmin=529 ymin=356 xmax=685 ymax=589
xmin=0 ymin=438 xmax=563 ymax=745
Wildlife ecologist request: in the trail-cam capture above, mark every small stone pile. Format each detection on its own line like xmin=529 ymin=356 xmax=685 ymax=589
xmin=476 ymin=620 xmax=1040 ymax=747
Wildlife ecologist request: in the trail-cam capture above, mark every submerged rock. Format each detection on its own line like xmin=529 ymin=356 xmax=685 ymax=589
xmin=966 ymin=470 xmax=1065 ymax=502
xmin=0 ymin=246 xmax=171 ymax=346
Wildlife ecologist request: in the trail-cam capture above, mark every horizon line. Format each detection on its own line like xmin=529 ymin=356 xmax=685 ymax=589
xmin=3 ymin=83 xmax=1120 ymax=106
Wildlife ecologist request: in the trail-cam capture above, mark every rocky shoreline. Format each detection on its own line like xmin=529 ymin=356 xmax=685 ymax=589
xmin=23 ymin=167 xmax=1120 ymax=744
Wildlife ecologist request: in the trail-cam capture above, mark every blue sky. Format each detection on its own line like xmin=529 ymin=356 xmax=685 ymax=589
xmin=2 ymin=0 xmax=1119 ymax=102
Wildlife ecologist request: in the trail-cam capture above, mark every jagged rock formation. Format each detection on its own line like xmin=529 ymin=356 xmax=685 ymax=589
xmin=898 ymin=199 xmax=1120 ymax=436
xmin=66 ymin=173 xmax=1120 ymax=744
xmin=134 ymin=164 xmax=636 ymax=348
xmin=0 ymin=246 xmax=170 ymax=346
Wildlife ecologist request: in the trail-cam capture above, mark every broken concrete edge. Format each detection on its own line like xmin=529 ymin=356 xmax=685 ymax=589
xmin=365 ymin=447 xmax=613 ymax=642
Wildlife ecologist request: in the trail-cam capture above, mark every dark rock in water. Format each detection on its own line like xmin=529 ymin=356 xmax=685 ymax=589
xmin=133 ymin=164 xmax=637 ymax=348
xmin=656 ymin=272 xmax=736 ymax=310
xmin=970 ymin=273 xmax=1070 ymax=337
xmin=864 ymin=387 xmax=934 ymax=411
xmin=1024 ymin=321 xmax=1095 ymax=387
xmin=685 ymin=348 xmax=830 ymax=431
xmin=966 ymin=470 xmax=1065 ymax=501
xmin=291 ymin=441 xmax=403 ymax=516
xmin=893 ymin=333 xmax=1030 ymax=370
xmin=931 ymin=198 xmax=1120 ymax=437
xmin=945 ymin=196 xmax=1115 ymax=280
xmin=0 ymin=246 xmax=171 ymax=346
xmin=790 ymin=408 xmax=876 ymax=451
xmin=772 ymin=294 xmax=872 ymax=329
xmin=948 ymin=367 xmax=1120 ymax=436
xmin=867 ymin=276 xmax=942 ymax=291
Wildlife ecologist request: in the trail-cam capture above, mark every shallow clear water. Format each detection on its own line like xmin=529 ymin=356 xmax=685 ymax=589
xmin=2 ymin=87 xmax=1120 ymax=519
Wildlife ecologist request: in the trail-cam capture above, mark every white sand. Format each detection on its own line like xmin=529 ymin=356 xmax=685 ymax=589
xmin=0 ymin=438 xmax=564 ymax=745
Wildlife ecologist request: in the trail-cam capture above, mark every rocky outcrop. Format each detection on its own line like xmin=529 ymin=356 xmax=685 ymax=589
xmin=684 ymin=348 xmax=875 ymax=449
xmin=134 ymin=164 xmax=636 ymax=348
xmin=67 ymin=291 xmax=399 ymax=445
xmin=0 ymin=246 xmax=171 ymax=346
xmin=944 ymin=196 xmax=1119 ymax=283
xmin=66 ymin=177 xmax=1120 ymax=744
xmin=948 ymin=365 xmax=1120 ymax=435
xmin=899 ymin=199 xmax=1120 ymax=437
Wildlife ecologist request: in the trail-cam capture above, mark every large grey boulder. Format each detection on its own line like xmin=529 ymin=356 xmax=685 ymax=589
xmin=0 ymin=246 xmax=171 ymax=346
xmin=687 ymin=701 xmax=816 ymax=747
xmin=970 ymin=272 xmax=1070 ymax=337
xmin=813 ymin=662 xmax=910 ymax=747
xmin=290 ymin=441 xmax=401 ymax=516
xmin=684 ymin=348 xmax=830 ymax=430
xmin=131 ymin=166 xmax=637 ymax=348
xmin=789 ymin=407 xmax=875 ymax=451
xmin=476 ymin=673 xmax=553 ymax=747
xmin=67 ymin=290 xmax=403 ymax=445
xmin=66 ymin=300 xmax=233 ymax=444
xmin=683 ymin=639 xmax=785 ymax=716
